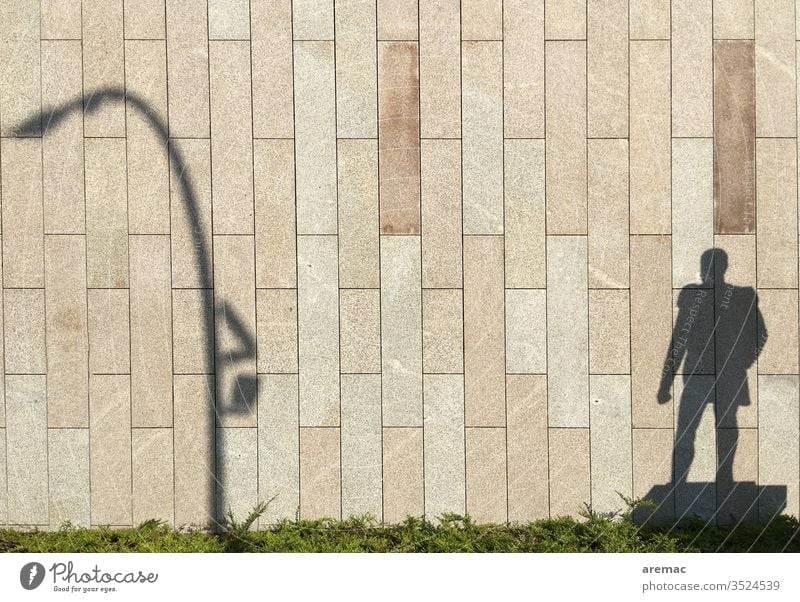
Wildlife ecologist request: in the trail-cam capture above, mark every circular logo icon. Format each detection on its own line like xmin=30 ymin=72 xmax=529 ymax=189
xmin=20 ymin=562 xmax=46 ymax=590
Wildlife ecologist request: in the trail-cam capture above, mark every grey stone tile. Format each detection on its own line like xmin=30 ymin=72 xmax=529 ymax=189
xmin=506 ymin=289 xmax=546 ymax=374
xmin=422 ymin=289 xmax=463 ymax=374
xmin=83 ymin=0 xmax=125 ymax=136
xmin=48 ymin=429 xmax=90 ymax=527
xmin=216 ymin=427 xmax=258 ymax=525
xmin=335 ymin=0 xmax=377 ymax=137
xmin=462 ymin=0 xmax=502 ymax=40
xmin=465 ymin=427 xmax=507 ymax=523
xmin=587 ymin=0 xmax=627 ymax=137
xmin=208 ymin=0 xmax=250 ymax=39
xmin=590 ymin=375 xmax=632 ymax=514
xmin=0 ymin=429 xmax=6 ymax=524
xmin=41 ymin=0 xmax=82 ymax=39
xmin=132 ymin=428 xmax=175 ymax=525
xmin=383 ymin=427 xmax=424 ymax=522
xmin=4 ymin=289 xmax=46 ymax=375
xmin=629 ymin=0 xmax=670 ymax=39
xmin=505 ymin=0 xmax=544 ymax=137
xmin=671 ymin=0 xmax=712 ymax=137
xmin=0 ymin=1 xmax=40 ymax=136
xmin=293 ymin=0 xmax=334 ymax=40
xmin=419 ymin=0 xmax=460 ymax=138
xmin=124 ymin=0 xmax=166 ymax=38
xmin=755 ymin=0 xmax=796 ymax=136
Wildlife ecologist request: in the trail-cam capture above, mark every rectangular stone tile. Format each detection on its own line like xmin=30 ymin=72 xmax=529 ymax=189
xmin=340 ymin=290 xmax=380 ymax=374
xmin=590 ymin=376 xmax=632 ymax=514
xmin=378 ymin=41 xmax=421 ymax=234
xmin=293 ymin=0 xmax=334 ymax=39
xmin=213 ymin=236 xmax=257 ymax=427
xmin=41 ymin=41 xmax=84 ymax=234
xmin=758 ymin=375 xmax=800 ymax=519
xmin=87 ymin=290 xmax=130 ymax=374
xmin=258 ymin=375 xmax=299 ymax=524
xmin=381 ymin=236 xmax=423 ymax=425
xmin=546 ymin=41 xmax=587 ymax=234
xmin=464 ymin=236 xmax=505 ymax=426
xmin=256 ymin=289 xmax=298 ymax=374
xmin=132 ymin=428 xmax=174 ymax=525
xmin=505 ymin=139 xmax=545 ymax=288
xmin=383 ymin=427 xmax=424 ymax=522
xmin=298 ymin=236 xmax=340 ymax=426
xmin=0 ymin=429 xmax=5 ymax=523
xmin=671 ymin=288 xmax=715 ymax=376
xmin=465 ymin=428 xmax=507 ymax=523
xmin=1 ymin=139 xmax=43 ymax=287
xmin=588 ymin=139 xmax=628 ymax=288
xmin=632 ymin=428 xmax=674 ymax=524
xmin=673 ymin=138 xmax=714 ymax=288
xmin=546 ymin=236 xmax=589 ymax=427
xmin=422 ymin=289 xmax=463 ymax=374
xmin=463 ymin=41 xmax=503 ymax=235
xmin=85 ymin=138 xmax=129 ymax=289
xmin=172 ymin=289 xmax=213 ymax=374
xmin=421 ymin=140 xmax=462 ymax=288
xmin=294 ymin=42 xmax=338 ymax=234
xmin=255 ymin=139 xmax=296 ymax=288
xmin=717 ymin=428 xmax=758 ymax=523
xmin=338 ymin=139 xmax=379 ymax=288
xmin=6 ymin=376 xmax=48 ymax=525
xmin=166 ymin=0 xmax=210 ymax=137
xmin=208 ymin=0 xmax=249 ymax=39
xmin=125 ymin=40 xmax=170 ymax=234
xmin=83 ymin=0 xmax=125 ymax=136
xmin=42 ymin=0 xmax=82 ymax=39
xmin=299 ymin=427 xmax=341 ymax=519
xmin=4 ymin=289 xmax=46 ymax=375
xmin=341 ymin=375 xmax=382 ymax=518
xmin=506 ymin=290 xmax=546 ymax=374
xmin=589 ymin=290 xmax=630 ymax=374
xmin=548 ymin=428 xmax=590 ymax=518
xmin=45 ymin=236 xmax=89 ymax=427
xmin=130 ymin=236 xmax=173 ymax=427
xmin=174 ymin=375 xmax=215 ymax=526
xmin=507 ymin=375 xmax=549 ymax=521
xmin=672 ymin=0 xmax=713 ymax=137
xmin=335 ymin=0 xmax=377 ymax=138
xmin=714 ymin=0 xmax=754 ymax=38
xmin=504 ymin=0 xmax=544 ymax=137
xmin=210 ymin=41 xmax=254 ymax=234
xmin=757 ymin=289 xmax=799 ymax=374
xmin=252 ymin=0 xmax=294 ymax=138
xmin=419 ymin=0 xmax=460 ymax=138
xmin=424 ymin=375 xmax=466 ymax=519
xmin=0 ymin=244 xmax=3 ymax=425
xmin=462 ymin=0 xmax=502 ymax=40
xmin=713 ymin=41 xmax=755 ymax=234
xmin=629 ymin=0 xmax=669 ymax=39
xmin=546 ymin=0 xmax=585 ymax=39
xmin=0 ymin=1 xmax=40 ymax=136
xmin=170 ymin=138 xmax=213 ymax=289
xmin=630 ymin=41 xmax=671 ymax=234
xmin=377 ymin=0 xmax=417 ymax=39
xmin=124 ymin=0 xmax=166 ymax=38
xmin=216 ymin=428 xmax=258 ymax=524
xmin=90 ymin=375 xmax=132 ymax=526
xmin=756 ymin=138 xmax=798 ymax=288
xmin=587 ymin=0 xmax=627 ymax=137
xmin=755 ymin=0 xmax=796 ymax=136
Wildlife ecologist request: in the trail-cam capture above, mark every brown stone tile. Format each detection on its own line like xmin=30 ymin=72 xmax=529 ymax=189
xmin=300 ymin=427 xmax=341 ymax=519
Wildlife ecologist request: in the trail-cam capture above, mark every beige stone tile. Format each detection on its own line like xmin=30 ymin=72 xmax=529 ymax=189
xmin=757 ymin=290 xmax=798 ymax=374
xmin=590 ymin=376 xmax=632 ymax=514
xmin=0 ymin=1 xmax=40 ymax=136
xmin=717 ymin=428 xmax=758 ymax=523
xmin=45 ymin=236 xmax=89 ymax=427
xmin=632 ymin=428 xmax=674 ymax=523
xmin=340 ymin=289 xmax=380 ymax=374
xmin=629 ymin=0 xmax=670 ymax=39
xmin=630 ymin=41 xmax=671 ymax=234
xmin=506 ymin=289 xmax=546 ymax=374
xmin=546 ymin=0 xmax=585 ymax=39
xmin=298 ymin=236 xmax=340 ymax=426
xmin=341 ymin=374 xmax=383 ymax=518
xmin=338 ymin=139 xmax=379 ymax=289
xmin=377 ymin=0 xmax=417 ymax=39
xmin=464 ymin=236 xmax=505 ymax=426
xmin=1 ymin=139 xmax=43 ymax=288
xmin=336 ymin=0 xmax=377 ymax=137
xmin=132 ymin=428 xmax=174 ymax=525
xmin=252 ymin=0 xmax=294 ymax=138
xmin=6 ymin=376 xmax=48 ymax=525
xmin=463 ymin=41 xmax=503 ymax=235
xmin=48 ymin=429 xmax=90 ymax=527
xmin=166 ymin=0 xmax=210 ymax=137
xmin=258 ymin=374 xmax=300 ymax=524
xmin=88 ymin=290 xmax=130 ymax=374
xmin=383 ymin=427 xmax=424 ymax=522
xmin=419 ymin=0 xmax=460 ymax=138
xmin=0 ymin=245 xmax=4 ymax=425
xmin=256 ymin=289 xmax=298 ymax=374
xmin=421 ymin=140 xmax=462 ymax=288
xmin=85 ymin=138 xmax=129 ymax=289
xmin=294 ymin=42 xmax=338 ymax=234
xmin=589 ymin=289 xmax=630 ymax=374
xmin=0 ymin=429 xmax=5 ymax=523
xmin=4 ymin=289 xmax=46 ymax=375
xmin=505 ymin=139 xmax=545 ymax=288
xmin=125 ymin=0 xmax=166 ymax=38
xmin=507 ymin=375 xmax=549 ymax=521
xmin=546 ymin=236 xmax=589 ymax=427
xmin=300 ymin=427 xmax=341 ymax=519
xmin=381 ymin=236 xmax=423 ymax=425
xmin=83 ymin=0 xmax=125 ymax=136
xmin=293 ymin=0 xmax=334 ymax=39
xmin=756 ymin=138 xmax=798 ymax=288
xmin=255 ymin=139 xmax=296 ymax=288
xmin=216 ymin=427 xmax=258 ymax=524
xmin=466 ymin=427 xmax=507 ymax=523
xmin=90 ymin=375 xmax=132 ymax=526
xmin=174 ymin=375 xmax=215 ymax=526
xmin=41 ymin=0 xmax=82 ymax=39
xmin=130 ymin=236 xmax=173 ymax=427
xmin=672 ymin=0 xmax=713 ymax=137
xmin=548 ymin=428 xmax=590 ymax=518
xmin=462 ymin=0 xmax=502 ymax=40
xmin=755 ymin=0 xmax=796 ymax=136
xmin=714 ymin=0 xmax=754 ymax=38
xmin=423 ymin=375 xmax=466 ymax=519
xmin=587 ymin=0 xmax=627 ymax=137
xmin=208 ymin=0 xmax=249 ymax=39
xmin=504 ymin=0 xmax=544 ymax=137
xmin=546 ymin=41 xmax=587 ymax=234
xmin=422 ymin=289 xmax=463 ymax=374
xmin=588 ymin=139 xmax=628 ymax=288
xmin=210 ymin=41 xmax=254 ymax=234
xmin=41 ymin=41 xmax=84 ymax=235
xmin=172 ymin=289 xmax=213 ymax=374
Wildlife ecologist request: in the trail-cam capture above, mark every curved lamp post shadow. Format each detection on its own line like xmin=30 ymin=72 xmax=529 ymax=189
xmin=16 ymin=87 xmax=256 ymax=528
